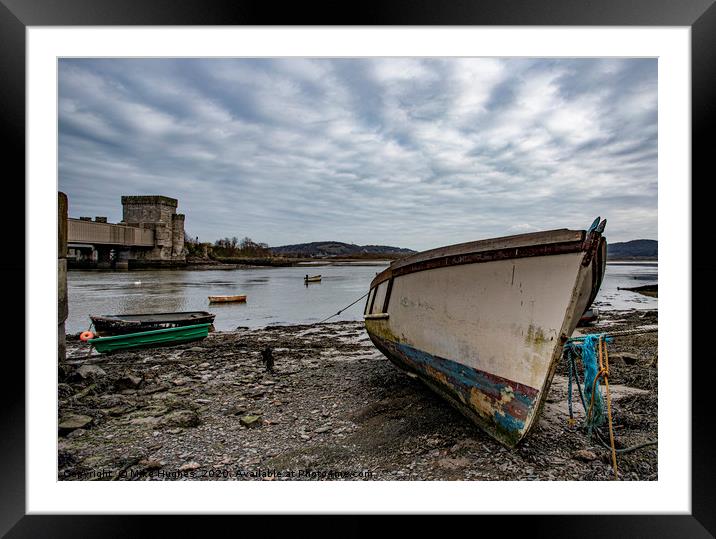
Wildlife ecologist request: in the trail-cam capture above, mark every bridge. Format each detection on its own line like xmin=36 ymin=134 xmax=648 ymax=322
xmin=67 ymin=195 xmax=186 ymax=269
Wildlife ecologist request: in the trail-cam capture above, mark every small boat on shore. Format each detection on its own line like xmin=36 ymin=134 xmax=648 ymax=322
xmin=364 ymin=219 xmax=607 ymax=447
xmin=90 ymin=311 xmax=215 ymax=337
xmin=88 ymin=323 xmax=211 ymax=354
xmin=304 ymin=275 xmax=322 ymax=283
xmin=208 ymin=295 xmax=247 ymax=303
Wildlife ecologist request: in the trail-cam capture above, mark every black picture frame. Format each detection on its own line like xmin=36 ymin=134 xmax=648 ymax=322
xmin=1 ymin=1 xmax=712 ymax=536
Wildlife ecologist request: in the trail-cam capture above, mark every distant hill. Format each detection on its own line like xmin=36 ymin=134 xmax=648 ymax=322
xmin=269 ymin=241 xmax=416 ymax=259
xmin=607 ymin=239 xmax=657 ymax=260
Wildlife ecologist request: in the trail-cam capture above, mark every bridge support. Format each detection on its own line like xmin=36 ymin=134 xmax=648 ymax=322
xmin=115 ymin=249 xmax=130 ymax=270
xmin=96 ymin=246 xmax=112 ymax=269
xmin=58 ymin=193 xmax=68 ymax=361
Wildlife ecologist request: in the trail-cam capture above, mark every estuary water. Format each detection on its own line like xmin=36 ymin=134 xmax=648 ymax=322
xmin=66 ymin=261 xmax=657 ymax=333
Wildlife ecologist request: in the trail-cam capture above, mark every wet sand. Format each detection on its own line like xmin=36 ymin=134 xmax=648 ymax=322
xmin=59 ymin=309 xmax=657 ymax=481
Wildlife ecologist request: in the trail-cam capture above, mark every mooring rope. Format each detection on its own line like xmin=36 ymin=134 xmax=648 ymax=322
xmin=564 ymin=329 xmax=659 ymax=479
xmin=315 ymin=290 xmax=371 ymax=325
xmin=568 ymin=327 xmax=657 ymax=340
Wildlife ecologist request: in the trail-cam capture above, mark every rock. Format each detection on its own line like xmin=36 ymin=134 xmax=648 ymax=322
xmin=106 ymin=405 xmax=132 ymax=417
xmin=139 ymin=459 xmax=163 ymax=470
xmin=612 ymin=352 xmax=638 ymax=365
xmin=315 ymin=425 xmax=332 ymax=433
xmin=239 ymin=415 xmax=262 ymax=428
xmin=573 ymin=449 xmax=598 ymax=462
xmin=116 ymin=374 xmax=142 ymax=390
xmin=77 ymin=364 xmax=107 ymax=379
xmin=225 ymin=405 xmax=247 ymax=416
xmin=58 ymin=364 xmax=72 ymax=382
xmin=59 ymin=414 xmax=93 ymax=435
xmin=58 ymin=449 xmax=78 ymax=469
xmin=179 ymin=462 xmax=201 ymax=471
xmin=162 ymin=410 xmax=201 ymax=428
xmin=437 ymin=456 xmax=474 ymax=469
xmin=195 ymin=399 xmax=212 ymax=404
xmin=129 ymin=416 xmax=161 ymax=426
xmin=186 ymin=347 xmax=205 ymax=352
xmin=137 ymin=405 xmax=169 ymax=417
xmin=58 ymin=383 xmax=73 ymax=399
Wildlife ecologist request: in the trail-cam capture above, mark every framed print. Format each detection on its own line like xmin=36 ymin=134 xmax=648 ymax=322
xmin=2 ymin=0 xmax=713 ymax=536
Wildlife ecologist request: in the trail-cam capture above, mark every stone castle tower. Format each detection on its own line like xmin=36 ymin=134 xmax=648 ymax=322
xmin=121 ymin=195 xmax=185 ymax=265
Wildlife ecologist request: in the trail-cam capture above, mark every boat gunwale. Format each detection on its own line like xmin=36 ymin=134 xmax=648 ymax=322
xmin=371 ymin=228 xmax=587 ymax=288
xmin=87 ymin=322 xmax=212 ymax=343
xmin=90 ymin=311 xmax=215 ymax=324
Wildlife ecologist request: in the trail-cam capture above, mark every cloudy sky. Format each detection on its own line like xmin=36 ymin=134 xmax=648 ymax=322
xmin=59 ymin=58 xmax=657 ymax=250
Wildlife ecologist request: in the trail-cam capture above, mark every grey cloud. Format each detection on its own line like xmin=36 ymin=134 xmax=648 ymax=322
xmin=59 ymin=58 xmax=657 ymax=250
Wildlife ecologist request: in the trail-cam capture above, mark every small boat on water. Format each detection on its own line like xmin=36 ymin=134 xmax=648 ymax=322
xmin=304 ymin=275 xmax=322 ymax=283
xmin=90 ymin=311 xmax=215 ymax=337
xmin=208 ymin=295 xmax=247 ymax=303
xmin=88 ymin=323 xmax=211 ymax=354
xmin=364 ymin=218 xmax=607 ymax=447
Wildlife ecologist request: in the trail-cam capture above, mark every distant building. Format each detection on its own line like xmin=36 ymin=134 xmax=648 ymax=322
xmin=121 ymin=195 xmax=186 ymax=264
xmin=66 ymin=195 xmax=187 ymax=268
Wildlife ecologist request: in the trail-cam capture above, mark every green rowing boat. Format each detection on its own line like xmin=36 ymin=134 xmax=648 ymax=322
xmin=88 ymin=323 xmax=211 ymax=353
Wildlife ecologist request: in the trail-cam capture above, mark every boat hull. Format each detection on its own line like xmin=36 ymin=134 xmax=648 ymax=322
xmin=88 ymin=323 xmax=211 ymax=353
xmin=90 ymin=311 xmax=215 ymax=336
xmin=364 ymin=226 xmax=606 ymax=447
xmin=208 ymin=295 xmax=247 ymax=303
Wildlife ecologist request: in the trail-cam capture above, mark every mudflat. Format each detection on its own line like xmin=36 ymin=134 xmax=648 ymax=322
xmin=59 ymin=310 xmax=657 ymax=481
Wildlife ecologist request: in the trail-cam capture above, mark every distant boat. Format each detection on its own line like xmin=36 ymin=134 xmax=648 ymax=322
xmin=208 ymin=295 xmax=247 ymax=303
xmin=90 ymin=311 xmax=216 ymax=337
xmin=88 ymin=323 xmax=211 ymax=354
xmin=304 ymin=275 xmax=322 ymax=283
xmin=364 ymin=219 xmax=607 ymax=447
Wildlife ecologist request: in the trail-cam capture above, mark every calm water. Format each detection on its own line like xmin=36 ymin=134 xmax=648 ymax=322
xmin=592 ymin=261 xmax=658 ymax=311
xmin=66 ymin=261 xmax=657 ymax=334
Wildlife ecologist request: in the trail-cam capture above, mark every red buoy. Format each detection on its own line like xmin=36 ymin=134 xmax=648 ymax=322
xmin=80 ymin=331 xmax=94 ymax=342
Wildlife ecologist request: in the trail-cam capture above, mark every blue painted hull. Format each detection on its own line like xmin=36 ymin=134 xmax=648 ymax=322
xmin=369 ymin=332 xmax=540 ymax=447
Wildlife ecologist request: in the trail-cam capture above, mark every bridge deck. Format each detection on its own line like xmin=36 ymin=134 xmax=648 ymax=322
xmin=68 ymin=218 xmax=154 ymax=247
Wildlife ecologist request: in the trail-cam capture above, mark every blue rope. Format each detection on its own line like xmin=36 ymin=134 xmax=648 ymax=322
xmin=564 ymin=334 xmax=612 ymax=432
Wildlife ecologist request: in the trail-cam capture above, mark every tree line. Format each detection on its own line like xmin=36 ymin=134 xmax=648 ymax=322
xmin=184 ymin=232 xmax=272 ymax=258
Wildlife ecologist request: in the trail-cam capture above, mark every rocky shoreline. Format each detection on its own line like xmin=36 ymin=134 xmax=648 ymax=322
xmin=58 ymin=309 xmax=657 ymax=481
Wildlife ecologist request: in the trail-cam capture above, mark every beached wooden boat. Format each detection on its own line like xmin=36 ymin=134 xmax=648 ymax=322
xmin=304 ymin=275 xmax=322 ymax=283
xmin=208 ymin=295 xmax=247 ymax=303
xmin=90 ymin=311 xmax=215 ymax=336
xmin=88 ymin=323 xmax=211 ymax=354
xmin=364 ymin=219 xmax=607 ymax=447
